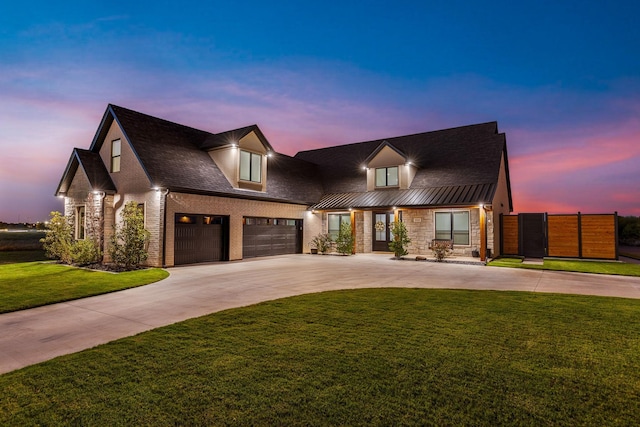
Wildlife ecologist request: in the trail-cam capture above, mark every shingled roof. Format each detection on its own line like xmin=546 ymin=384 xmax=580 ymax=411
xmin=58 ymin=104 xmax=511 ymax=210
xmin=83 ymin=105 xmax=323 ymax=204
xmin=295 ymin=122 xmax=512 ymax=210
xmin=56 ymin=148 xmax=116 ymax=195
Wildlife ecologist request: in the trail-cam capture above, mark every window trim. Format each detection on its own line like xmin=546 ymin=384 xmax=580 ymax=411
xmin=239 ymin=149 xmax=263 ymax=183
xmin=111 ymin=139 xmax=121 ymax=173
xmin=375 ymin=166 xmax=399 ymax=188
xmin=434 ymin=210 xmax=471 ymax=246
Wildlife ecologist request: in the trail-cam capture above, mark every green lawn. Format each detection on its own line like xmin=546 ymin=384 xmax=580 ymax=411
xmin=0 ymin=250 xmax=47 ymax=265
xmin=489 ymin=257 xmax=640 ymax=276
xmin=1 ymin=288 xmax=639 ymax=425
xmin=0 ymin=262 xmax=169 ymax=313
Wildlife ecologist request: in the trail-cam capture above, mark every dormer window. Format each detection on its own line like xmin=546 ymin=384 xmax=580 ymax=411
xmin=375 ymin=166 xmax=399 ymax=187
xmin=239 ymin=150 xmax=262 ymax=183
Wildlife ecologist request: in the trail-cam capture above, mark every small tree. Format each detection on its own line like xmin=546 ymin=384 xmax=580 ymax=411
xmin=108 ymin=201 xmax=150 ymax=269
xmin=388 ymin=221 xmax=411 ymax=259
xmin=335 ymin=221 xmax=355 ymax=255
xmin=41 ymin=211 xmax=74 ymax=264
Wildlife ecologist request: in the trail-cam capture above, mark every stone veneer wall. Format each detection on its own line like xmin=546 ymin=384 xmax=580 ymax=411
xmin=400 ymin=207 xmax=488 ymax=256
xmin=165 ymin=192 xmax=316 ymax=266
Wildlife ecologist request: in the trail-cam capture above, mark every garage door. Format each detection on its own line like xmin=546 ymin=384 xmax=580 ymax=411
xmin=243 ymin=217 xmax=302 ymax=258
xmin=174 ymin=214 xmax=229 ymax=265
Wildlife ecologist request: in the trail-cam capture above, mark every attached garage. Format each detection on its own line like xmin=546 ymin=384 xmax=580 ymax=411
xmin=243 ymin=217 xmax=302 ymax=258
xmin=174 ymin=214 xmax=229 ymax=265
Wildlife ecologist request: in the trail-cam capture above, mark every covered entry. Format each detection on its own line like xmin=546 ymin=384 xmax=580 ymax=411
xmin=243 ymin=217 xmax=302 ymax=258
xmin=174 ymin=214 xmax=229 ymax=265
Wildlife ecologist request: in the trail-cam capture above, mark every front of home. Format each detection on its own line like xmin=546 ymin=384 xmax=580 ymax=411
xmin=56 ymin=104 xmax=513 ymax=267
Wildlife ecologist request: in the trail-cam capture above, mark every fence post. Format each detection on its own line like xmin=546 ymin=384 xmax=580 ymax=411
xmin=499 ymin=213 xmax=503 ymax=256
xmin=544 ymin=212 xmax=549 ymax=257
xmin=577 ymin=211 xmax=582 ymax=258
xmin=614 ymin=211 xmax=619 ymax=260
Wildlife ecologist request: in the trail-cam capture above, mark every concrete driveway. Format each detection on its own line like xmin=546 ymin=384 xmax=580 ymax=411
xmin=2 ymin=254 xmax=640 ymax=374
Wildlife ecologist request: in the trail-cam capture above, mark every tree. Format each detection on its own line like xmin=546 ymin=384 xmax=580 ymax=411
xmin=40 ymin=211 xmax=74 ymax=264
xmin=335 ymin=221 xmax=355 ymax=255
xmin=108 ymin=202 xmax=150 ymax=269
xmin=388 ymin=221 xmax=411 ymax=259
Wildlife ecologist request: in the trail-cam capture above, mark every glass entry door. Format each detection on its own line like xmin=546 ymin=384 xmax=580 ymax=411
xmin=373 ymin=211 xmax=394 ymax=251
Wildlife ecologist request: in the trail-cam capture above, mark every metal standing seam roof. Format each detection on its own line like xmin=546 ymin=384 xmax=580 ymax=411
xmin=309 ymin=183 xmax=496 ymax=210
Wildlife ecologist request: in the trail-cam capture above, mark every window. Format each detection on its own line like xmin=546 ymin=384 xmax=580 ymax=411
xmin=328 ymin=213 xmax=351 ymax=239
xmin=239 ymin=150 xmax=262 ymax=183
xmin=111 ymin=139 xmax=121 ymax=172
xmin=375 ymin=166 xmax=398 ymax=187
xmin=435 ymin=211 xmax=470 ymax=245
xmin=76 ymin=206 xmax=86 ymax=239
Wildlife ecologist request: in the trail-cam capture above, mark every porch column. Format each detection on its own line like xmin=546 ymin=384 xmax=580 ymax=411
xmin=480 ymin=206 xmax=487 ymax=261
xmin=350 ymin=210 xmax=356 ymax=254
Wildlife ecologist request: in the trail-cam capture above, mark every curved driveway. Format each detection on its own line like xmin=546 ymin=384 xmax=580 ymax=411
xmin=2 ymin=254 xmax=640 ymax=374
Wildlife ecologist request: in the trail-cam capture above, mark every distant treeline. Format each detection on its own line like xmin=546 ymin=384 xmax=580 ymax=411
xmin=0 ymin=222 xmax=47 ymax=230
xmin=619 ymin=216 xmax=640 ymax=246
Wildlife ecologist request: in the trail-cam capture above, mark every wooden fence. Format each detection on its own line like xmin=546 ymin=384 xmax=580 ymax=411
xmin=500 ymin=213 xmax=618 ymax=260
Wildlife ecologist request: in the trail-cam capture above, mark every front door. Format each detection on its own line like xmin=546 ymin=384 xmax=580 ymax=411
xmin=373 ymin=211 xmax=394 ymax=251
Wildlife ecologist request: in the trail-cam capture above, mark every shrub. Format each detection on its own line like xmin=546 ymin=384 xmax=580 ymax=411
xmin=71 ymin=238 xmax=101 ymax=265
xmin=310 ymin=233 xmax=333 ymax=254
xmin=388 ymin=221 xmax=411 ymax=259
xmin=41 ymin=211 xmax=74 ymax=264
xmin=432 ymin=241 xmax=452 ymax=262
xmin=335 ymin=221 xmax=355 ymax=255
xmin=108 ymin=202 xmax=150 ymax=269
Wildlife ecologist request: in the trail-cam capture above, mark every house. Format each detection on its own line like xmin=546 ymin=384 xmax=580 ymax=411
xmin=55 ymin=104 xmax=513 ymax=266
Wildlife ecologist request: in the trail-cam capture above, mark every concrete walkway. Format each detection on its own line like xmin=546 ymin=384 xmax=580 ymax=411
xmin=2 ymin=254 xmax=640 ymax=374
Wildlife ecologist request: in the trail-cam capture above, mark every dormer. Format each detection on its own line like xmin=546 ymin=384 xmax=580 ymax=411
xmin=364 ymin=141 xmax=417 ymax=191
xmin=203 ymin=125 xmax=273 ymax=192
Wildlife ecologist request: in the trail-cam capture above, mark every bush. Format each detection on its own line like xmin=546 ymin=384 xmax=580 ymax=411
xmin=41 ymin=211 xmax=74 ymax=264
xmin=41 ymin=211 xmax=103 ymax=265
xmin=71 ymin=239 xmax=101 ymax=266
xmin=108 ymin=202 xmax=150 ymax=269
xmin=388 ymin=221 xmax=411 ymax=259
xmin=432 ymin=241 xmax=452 ymax=262
xmin=310 ymin=233 xmax=333 ymax=254
xmin=335 ymin=221 xmax=355 ymax=255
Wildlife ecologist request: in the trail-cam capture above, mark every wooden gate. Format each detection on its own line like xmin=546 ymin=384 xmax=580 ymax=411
xmin=520 ymin=213 xmax=546 ymax=258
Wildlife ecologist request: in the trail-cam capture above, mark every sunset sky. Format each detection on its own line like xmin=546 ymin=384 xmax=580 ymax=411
xmin=1 ymin=1 xmax=639 ymax=222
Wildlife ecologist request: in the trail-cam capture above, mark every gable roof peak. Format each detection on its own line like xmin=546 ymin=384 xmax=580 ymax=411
xmin=364 ymin=140 xmax=408 ymax=166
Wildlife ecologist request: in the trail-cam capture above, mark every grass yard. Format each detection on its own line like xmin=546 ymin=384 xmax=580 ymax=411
xmin=489 ymin=256 xmax=640 ymax=276
xmin=1 ymin=288 xmax=639 ymax=425
xmin=0 ymin=230 xmax=45 ymax=251
xmin=0 ymin=262 xmax=169 ymax=313
xmin=0 ymin=250 xmax=47 ymax=265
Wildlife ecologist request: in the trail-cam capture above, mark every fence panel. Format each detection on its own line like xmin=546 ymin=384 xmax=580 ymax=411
xmin=581 ymin=215 xmax=616 ymax=259
xmin=502 ymin=215 xmax=519 ymax=255
xmin=547 ymin=215 xmax=580 ymax=257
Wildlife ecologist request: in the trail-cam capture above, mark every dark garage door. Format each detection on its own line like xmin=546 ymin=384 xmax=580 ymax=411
xmin=174 ymin=214 xmax=229 ymax=265
xmin=243 ymin=217 xmax=302 ymax=258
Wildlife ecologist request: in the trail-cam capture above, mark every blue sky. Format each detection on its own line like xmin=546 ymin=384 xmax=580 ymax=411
xmin=1 ymin=1 xmax=639 ymax=222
